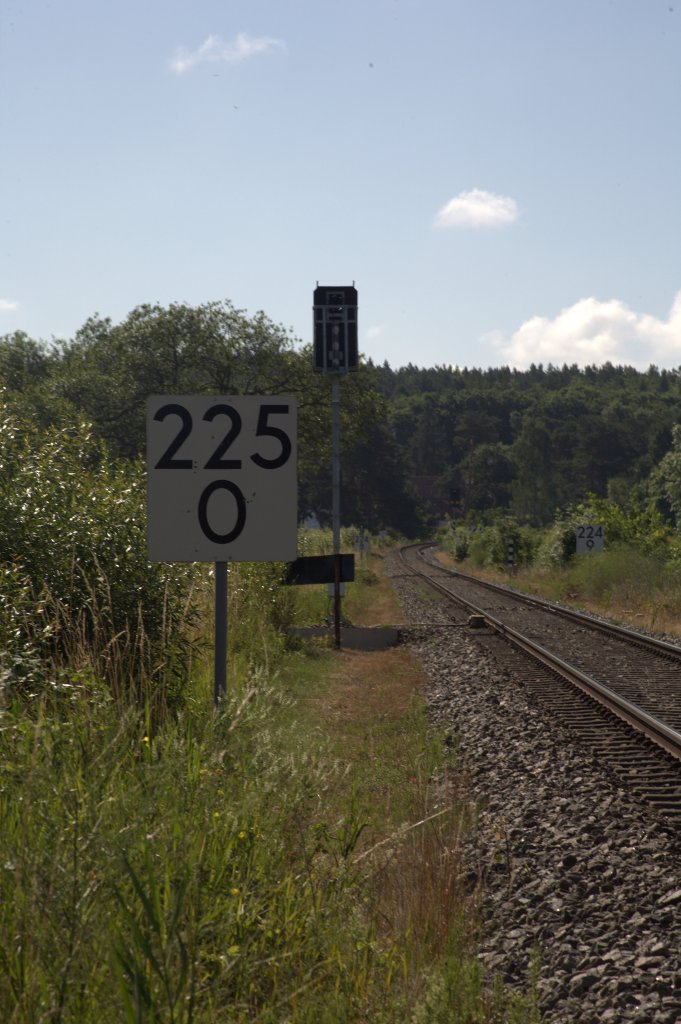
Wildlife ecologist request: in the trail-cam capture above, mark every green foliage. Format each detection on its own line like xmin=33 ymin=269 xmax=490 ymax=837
xmin=571 ymin=495 xmax=670 ymax=553
xmin=297 ymin=366 xmax=423 ymax=536
xmin=12 ymin=318 xmax=681 ymax=530
xmin=649 ymin=422 xmax=681 ymax=526
xmin=564 ymin=546 xmax=668 ymax=606
xmin=227 ymin=561 xmax=294 ymax=674
xmin=438 ymin=517 xmax=537 ymax=570
xmin=53 ymin=302 xmax=301 ymax=461
xmin=0 ymin=394 xmax=199 ymax=705
xmin=0 ymin=565 xmax=44 ymax=691
xmin=411 ymin=942 xmax=542 ymax=1024
xmin=286 ymin=528 xmax=392 ymax=628
xmin=0 ymin=331 xmax=52 ymax=392
xmin=526 ymin=541 xmax=681 ymax=632
xmin=0 ymin=683 xmax=392 ymax=1022
xmin=15 ymin=302 xmax=421 ymax=535
xmin=0 ymin=522 xmax=539 ymax=1022
xmin=451 ymin=528 xmax=470 ymax=562
xmin=534 ymin=496 xmax=672 ymax=569
xmin=377 ymin=360 xmax=681 ymax=525
xmin=534 ymin=520 xmax=577 ymax=570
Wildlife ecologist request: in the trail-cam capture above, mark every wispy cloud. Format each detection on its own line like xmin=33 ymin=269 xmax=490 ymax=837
xmin=170 ymin=32 xmax=285 ymax=74
xmin=0 ymin=299 xmax=18 ymax=312
xmin=434 ymin=188 xmax=519 ymax=229
xmin=366 ymin=325 xmax=385 ymax=340
xmin=489 ymin=292 xmax=681 ymax=369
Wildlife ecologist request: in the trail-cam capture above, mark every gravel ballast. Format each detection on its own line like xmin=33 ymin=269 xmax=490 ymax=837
xmin=387 ymin=554 xmax=681 ymax=1024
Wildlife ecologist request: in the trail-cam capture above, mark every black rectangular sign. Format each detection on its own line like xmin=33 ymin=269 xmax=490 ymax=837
xmin=283 ymin=554 xmax=355 ymax=586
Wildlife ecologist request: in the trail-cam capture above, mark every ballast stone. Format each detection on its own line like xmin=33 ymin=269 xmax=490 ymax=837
xmin=386 ymin=551 xmax=681 ymax=1024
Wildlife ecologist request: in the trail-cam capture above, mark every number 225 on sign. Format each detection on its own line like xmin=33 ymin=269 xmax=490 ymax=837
xmin=146 ymin=395 xmax=297 ymax=563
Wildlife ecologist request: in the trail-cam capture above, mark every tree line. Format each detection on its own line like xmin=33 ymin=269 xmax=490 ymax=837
xmin=3 ymin=303 xmax=681 ymax=532
xmin=0 ymin=302 xmax=422 ymax=536
xmin=371 ymin=359 xmax=681 ymax=526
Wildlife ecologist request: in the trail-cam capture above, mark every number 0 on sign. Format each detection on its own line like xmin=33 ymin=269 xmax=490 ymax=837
xmin=146 ymin=396 xmax=297 ymax=562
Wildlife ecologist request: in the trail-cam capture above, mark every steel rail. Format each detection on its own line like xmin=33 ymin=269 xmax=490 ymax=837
xmin=415 ymin=542 xmax=681 ymax=659
xmin=400 ymin=544 xmax=681 ymax=763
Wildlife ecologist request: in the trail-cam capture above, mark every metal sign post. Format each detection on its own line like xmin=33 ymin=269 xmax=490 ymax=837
xmin=214 ymin=562 xmax=228 ymax=706
xmin=331 ymin=377 xmax=342 ymax=649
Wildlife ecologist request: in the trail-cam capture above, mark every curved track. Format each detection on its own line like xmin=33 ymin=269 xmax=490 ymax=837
xmin=399 ymin=543 xmax=681 ymax=819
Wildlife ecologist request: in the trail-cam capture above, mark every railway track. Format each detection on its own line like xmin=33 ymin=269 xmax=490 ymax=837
xmin=399 ymin=543 xmax=681 ymax=820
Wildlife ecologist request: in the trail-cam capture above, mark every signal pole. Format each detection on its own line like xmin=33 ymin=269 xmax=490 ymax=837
xmin=331 ymin=376 xmax=341 ymax=647
xmin=313 ymin=285 xmax=358 ymax=649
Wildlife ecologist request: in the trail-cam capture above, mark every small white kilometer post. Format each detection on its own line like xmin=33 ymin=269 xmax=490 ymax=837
xmin=575 ymin=524 xmax=604 ymax=554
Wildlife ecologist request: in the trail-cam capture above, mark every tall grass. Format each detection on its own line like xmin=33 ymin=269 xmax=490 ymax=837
xmin=0 ymin=665 xmax=496 ymax=1023
xmin=0 ymin=679 xmax=389 ymax=1022
xmin=533 ymin=545 xmax=681 ymax=630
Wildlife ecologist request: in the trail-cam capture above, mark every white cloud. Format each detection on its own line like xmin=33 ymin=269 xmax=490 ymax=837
xmin=365 ymin=325 xmax=385 ymax=340
xmin=0 ymin=299 xmax=18 ymax=312
xmin=170 ymin=32 xmax=285 ymax=74
xmin=491 ymin=292 xmax=681 ymax=369
xmin=434 ymin=188 xmax=519 ymax=229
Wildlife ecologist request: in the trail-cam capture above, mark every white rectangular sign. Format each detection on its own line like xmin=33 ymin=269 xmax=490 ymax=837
xmin=576 ymin=524 xmax=604 ymax=554
xmin=146 ymin=395 xmax=297 ymax=562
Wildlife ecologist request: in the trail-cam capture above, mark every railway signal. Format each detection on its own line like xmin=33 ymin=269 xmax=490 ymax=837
xmin=313 ymin=285 xmax=358 ymax=373
xmin=312 ymin=283 xmax=359 ymax=647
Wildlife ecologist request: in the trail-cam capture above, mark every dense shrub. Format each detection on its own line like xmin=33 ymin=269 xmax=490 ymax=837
xmin=534 ymin=519 xmax=578 ymax=569
xmin=566 ymin=545 xmax=667 ymax=604
xmin=569 ymin=495 xmax=671 ymax=555
xmin=435 ymin=523 xmax=470 ymax=562
xmin=439 ymin=517 xmax=537 ymax=570
xmin=534 ymin=497 xmax=672 ymax=570
xmin=0 ymin=394 xmax=199 ymax=706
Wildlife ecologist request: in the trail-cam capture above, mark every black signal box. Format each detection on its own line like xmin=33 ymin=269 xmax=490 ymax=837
xmin=313 ymin=285 xmax=358 ymax=373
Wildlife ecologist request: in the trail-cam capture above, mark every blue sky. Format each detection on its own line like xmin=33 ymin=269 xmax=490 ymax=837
xmin=2 ymin=0 xmax=681 ymax=370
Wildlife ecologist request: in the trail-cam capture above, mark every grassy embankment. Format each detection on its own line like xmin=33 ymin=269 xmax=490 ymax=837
xmin=436 ymin=545 xmax=681 ymax=637
xmin=1 ymin=529 xmax=543 ymax=1022
xmin=437 ymin=502 xmax=681 ymax=637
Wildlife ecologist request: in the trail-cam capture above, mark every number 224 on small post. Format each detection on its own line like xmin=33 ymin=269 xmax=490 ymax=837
xmin=146 ymin=395 xmax=297 ymax=563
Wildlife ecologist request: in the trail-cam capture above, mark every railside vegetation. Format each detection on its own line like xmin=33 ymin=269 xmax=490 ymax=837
xmin=0 ymin=395 xmax=542 ymax=1020
xmin=437 ymin=496 xmax=681 ymax=635
xmin=9 ymin=304 xmax=681 ymax=532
